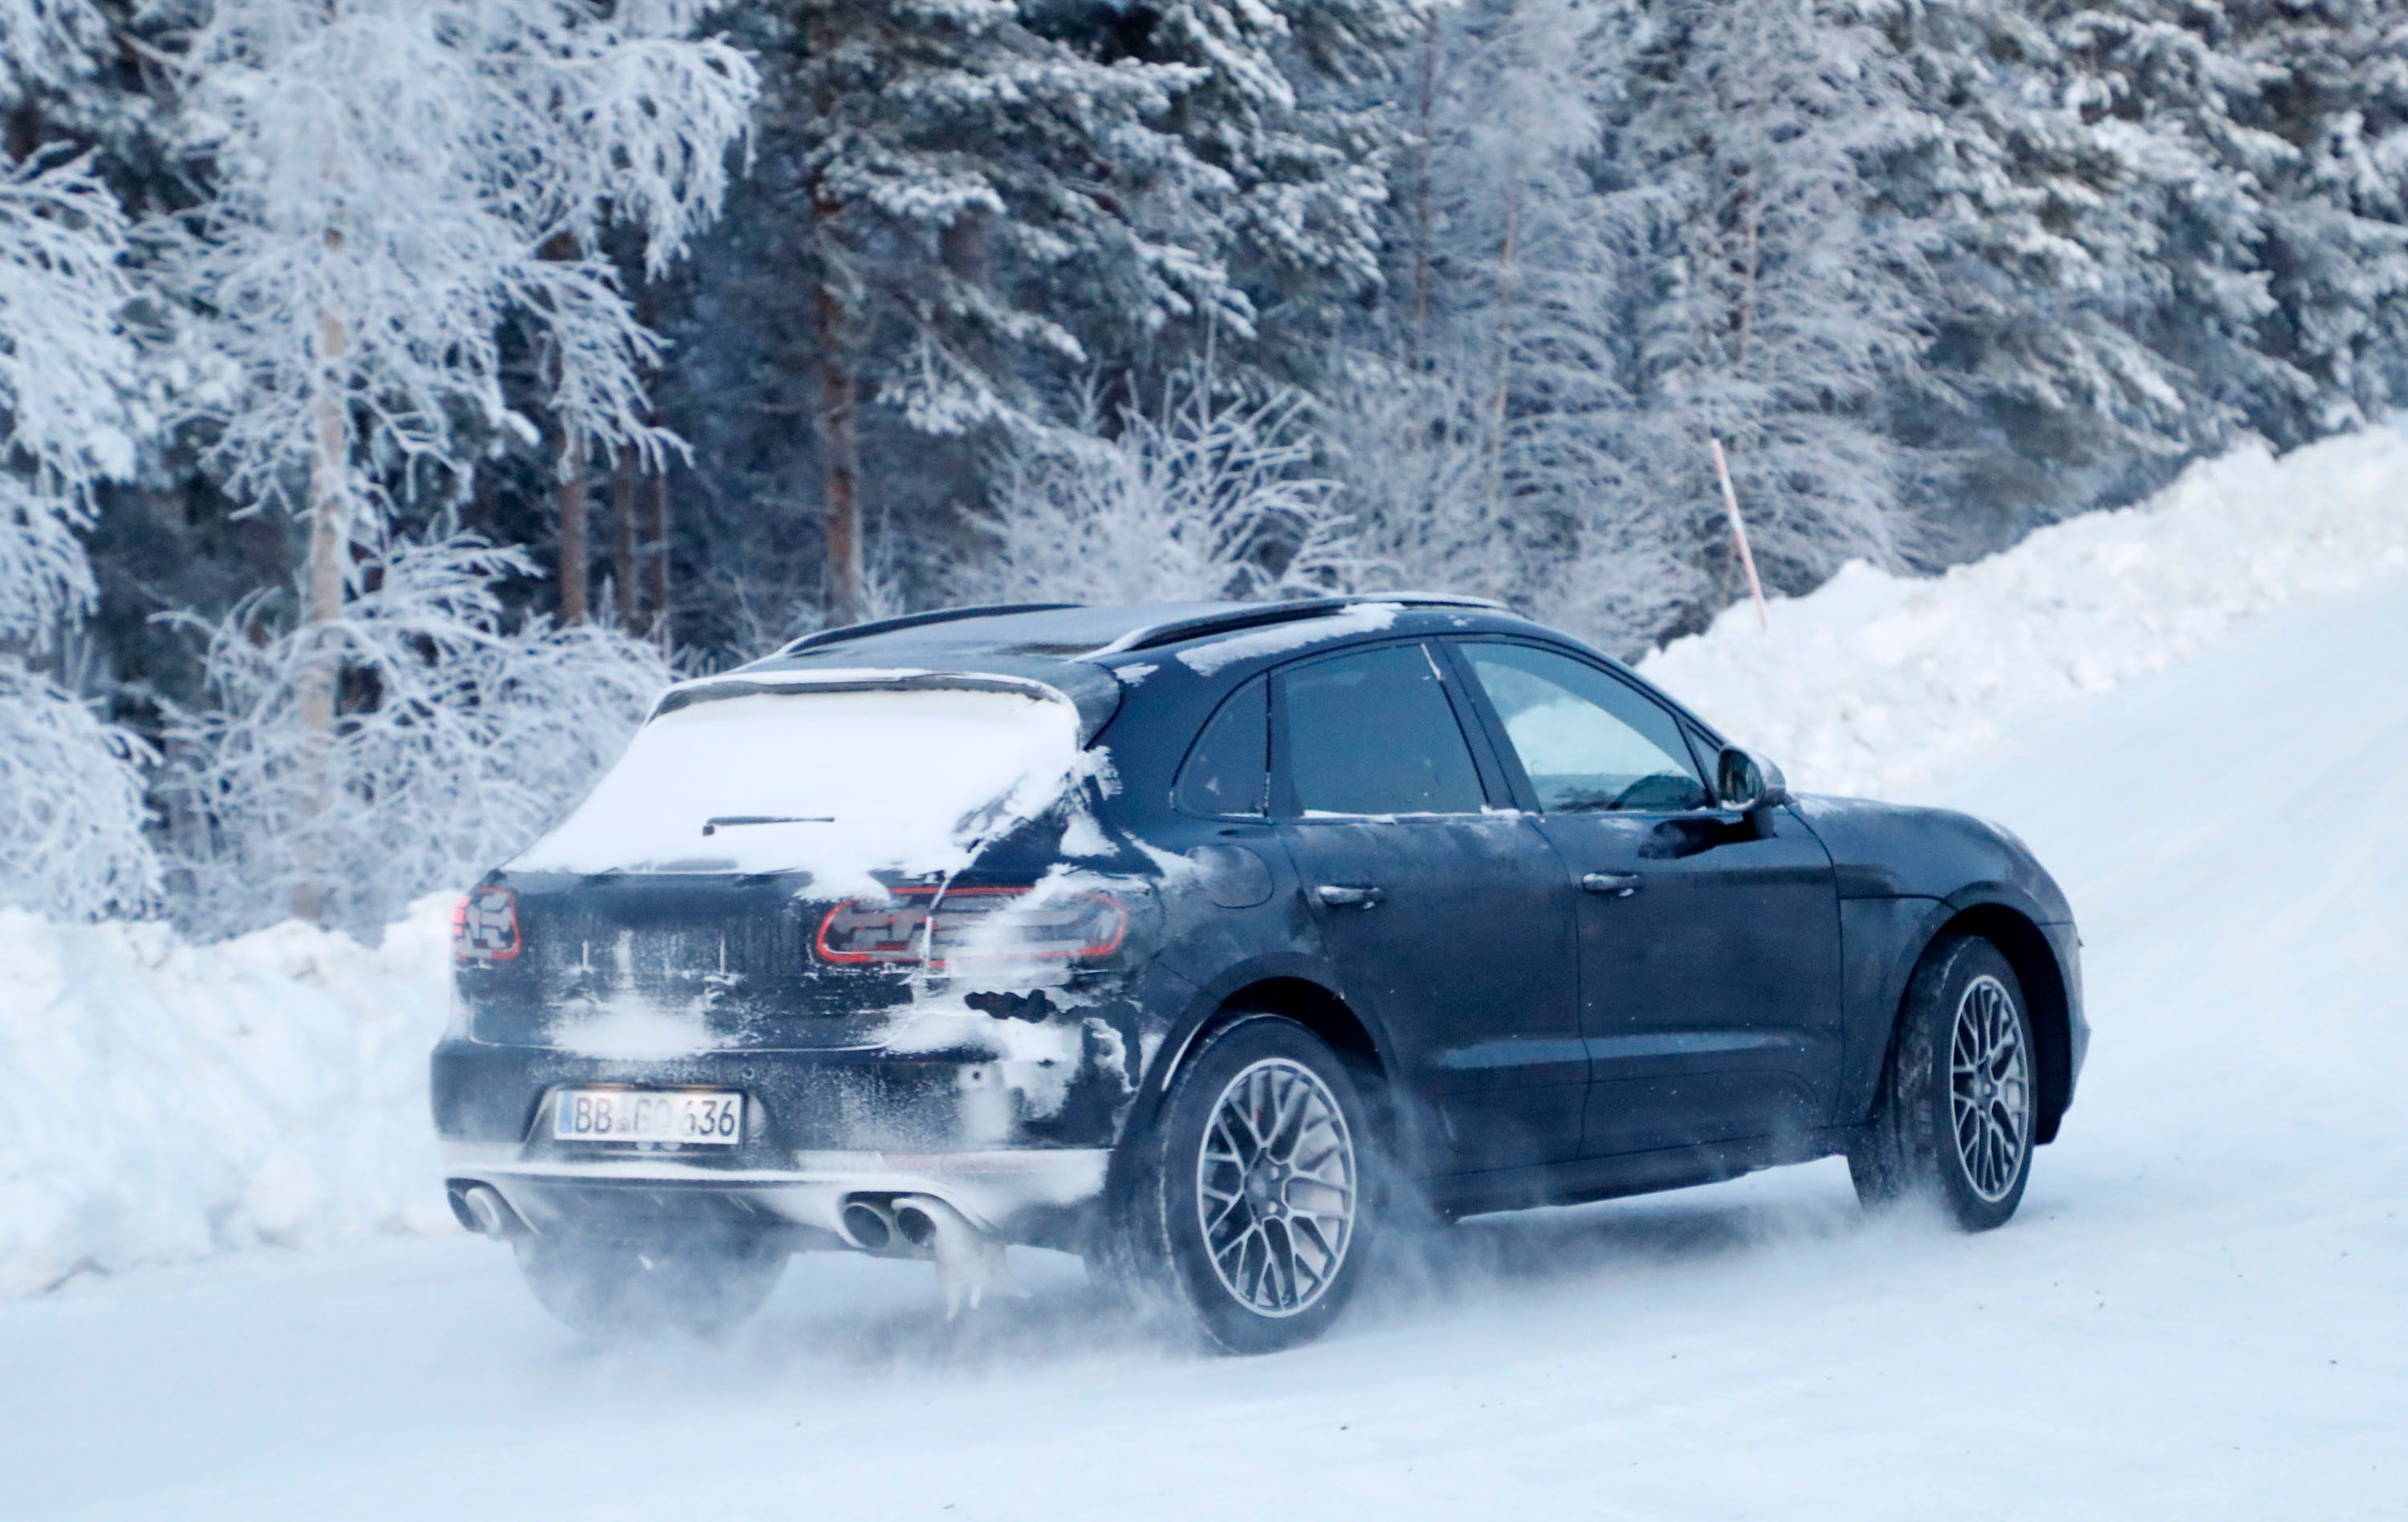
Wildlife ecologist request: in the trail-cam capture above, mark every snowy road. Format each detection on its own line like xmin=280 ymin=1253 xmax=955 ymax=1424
xmin=7 ymin=581 xmax=2406 ymax=1520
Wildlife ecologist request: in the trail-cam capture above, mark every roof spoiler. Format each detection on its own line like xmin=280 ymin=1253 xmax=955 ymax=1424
xmin=1084 ymin=592 xmax=1508 ymax=657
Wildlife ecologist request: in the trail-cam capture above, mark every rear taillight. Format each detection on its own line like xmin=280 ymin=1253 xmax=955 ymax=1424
xmin=815 ymin=885 xmax=1125 ymax=967
xmin=453 ymin=885 xmax=522 ymax=962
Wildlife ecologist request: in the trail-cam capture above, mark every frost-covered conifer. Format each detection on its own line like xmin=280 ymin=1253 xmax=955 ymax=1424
xmin=1124 ymin=0 xmax=1429 ymax=342
xmin=759 ymin=0 xmax=1267 ymax=624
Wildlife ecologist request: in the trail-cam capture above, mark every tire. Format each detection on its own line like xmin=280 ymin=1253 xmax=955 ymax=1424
xmin=514 ymin=1230 xmax=786 ymax=1341
xmin=1100 ymin=1015 xmax=1375 ymax=1354
xmin=1851 ymin=935 xmax=2038 ymax=1231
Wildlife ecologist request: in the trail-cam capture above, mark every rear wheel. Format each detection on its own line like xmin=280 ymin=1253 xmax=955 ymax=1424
xmin=1101 ymin=1016 xmax=1373 ymax=1354
xmin=1852 ymin=935 xmax=2037 ymax=1231
xmin=514 ymin=1230 xmax=786 ymax=1341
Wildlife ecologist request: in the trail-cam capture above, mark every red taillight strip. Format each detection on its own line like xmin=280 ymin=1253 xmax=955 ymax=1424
xmin=815 ymin=885 xmax=1125 ymax=967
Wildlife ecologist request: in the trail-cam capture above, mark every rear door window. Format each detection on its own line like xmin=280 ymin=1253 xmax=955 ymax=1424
xmin=1459 ymin=642 xmax=1710 ymax=812
xmin=1277 ymin=644 xmax=1487 ymax=816
xmin=1176 ymin=678 xmax=1269 ymax=817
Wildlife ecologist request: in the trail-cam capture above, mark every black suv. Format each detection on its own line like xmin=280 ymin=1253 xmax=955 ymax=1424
xmin=433 ymin=596 xmax=2085 ymax=1353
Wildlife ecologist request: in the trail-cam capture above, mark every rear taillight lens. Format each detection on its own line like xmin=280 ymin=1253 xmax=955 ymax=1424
xmin=815 ymin=885 xmax=1125 ymax=967
xmin=453 ymin=886 xmax=522 ymax=962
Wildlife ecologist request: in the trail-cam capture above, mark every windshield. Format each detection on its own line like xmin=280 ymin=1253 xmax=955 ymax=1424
xmin=510 ymin=686 xmax=1086 ymax=890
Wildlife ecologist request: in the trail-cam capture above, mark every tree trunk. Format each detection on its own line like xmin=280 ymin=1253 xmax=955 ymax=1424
xmin=291 ymin=297 xmax=349 ymax=925
xmin=1409 ymin=11 xmax=1442 ymax=371
xmin=812 ymin=225 xmax=866 ymax=628
xmin=609 ymin=451 xmax=640 ymax=629
xmin=641 ymin=464 xmax=670 ymax=649
xmin=1484 ymin=178 xmax=1523 ymax=516
xmin=557 ymin=433 xmax=589 ymax=624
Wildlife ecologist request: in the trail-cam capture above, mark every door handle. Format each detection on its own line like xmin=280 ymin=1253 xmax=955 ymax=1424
xmin=1314 ymin=884 xmax=1387 ymax=910
xmin=1580 ymin=872 xmax=1645 ymax=898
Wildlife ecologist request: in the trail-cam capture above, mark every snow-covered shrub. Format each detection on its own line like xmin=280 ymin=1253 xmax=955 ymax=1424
xmin=158 ymin=536 xmax=668 ymax=940
xmin=0 ymin=666 xmax=158 ymax=919
xmin=0 ymin=149 xmax=158 ymax=918
xmin=968 ymin=371 xmax=1373 ymax=607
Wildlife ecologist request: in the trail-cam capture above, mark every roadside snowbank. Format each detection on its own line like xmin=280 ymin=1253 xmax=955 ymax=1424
xmin=1641 ymin=427 xmax=2408 ymax=796
xmin=0 ymin=898 xmax=456 ymax=1296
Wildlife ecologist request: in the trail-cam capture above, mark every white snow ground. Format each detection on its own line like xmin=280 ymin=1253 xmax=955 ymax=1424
xmin=5 ymin=561 xmax=2405 ymax=1517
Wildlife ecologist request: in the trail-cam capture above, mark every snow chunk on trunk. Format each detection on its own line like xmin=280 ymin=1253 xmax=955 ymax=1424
xmin=510 ymin=686 xmax=1088 ymax=896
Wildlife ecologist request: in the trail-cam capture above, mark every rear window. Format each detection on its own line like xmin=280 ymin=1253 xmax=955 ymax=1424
xmin=510 ymin=686 xmax=1085 ymax=889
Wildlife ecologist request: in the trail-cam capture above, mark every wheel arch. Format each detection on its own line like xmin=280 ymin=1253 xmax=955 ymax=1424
xmin=1133 ymin=973 xmax=1397 ymax=1154
xmin=1911 ymin=904 xmax=2076 ymax=1146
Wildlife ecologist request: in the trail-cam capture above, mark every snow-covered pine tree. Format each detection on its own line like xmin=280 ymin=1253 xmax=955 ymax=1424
xmin=2040 ymin=2 xmax=2303 ymax=472
xmin=1592 ymin=0 xmax=1931 ymax=625
xmin=2214 ymin=0 xmax=2408 ymax=446
xmin=750 ymin=0 xmax=1267 ymax=625
xmin=1849 ymin=0 xmax=2194 ymax=557
xmin=1106 ymin=0 xmax=1428 ymax=356
xmin=156 ymin=0 xmax=753 ymax=922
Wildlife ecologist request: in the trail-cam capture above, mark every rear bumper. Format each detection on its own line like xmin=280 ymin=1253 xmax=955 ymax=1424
xmin=430 ymin=1032 xmax=1129 ymax=1248
xmin=442 ymin=1140 xmax=1109 ymax=1248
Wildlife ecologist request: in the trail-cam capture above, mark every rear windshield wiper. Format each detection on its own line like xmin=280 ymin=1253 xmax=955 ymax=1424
xmin=701 ymin=815 xmax=832 ymax=836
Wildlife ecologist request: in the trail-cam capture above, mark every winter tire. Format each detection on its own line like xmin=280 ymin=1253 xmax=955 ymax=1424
xmin=514 ymin=1230 xmax=785 ymax=1341
xmin=1852 ymin=934 xmax=2036 ymax=1231
xmin=1103 ymin=1015 xmax=1373 ymax=1354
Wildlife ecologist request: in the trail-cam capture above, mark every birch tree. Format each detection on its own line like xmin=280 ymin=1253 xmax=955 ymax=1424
xmin=0 ymin=140 xmax=157 ymax=917
xmin=157 ymin=0 xmax=753 ymax=919
xmin=1593 ymin=0 xmax=1930 ymax=615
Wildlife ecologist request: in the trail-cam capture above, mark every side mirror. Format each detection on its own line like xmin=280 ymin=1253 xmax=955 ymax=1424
xmin=1715 ymin=746 xmax=1789 ymax=814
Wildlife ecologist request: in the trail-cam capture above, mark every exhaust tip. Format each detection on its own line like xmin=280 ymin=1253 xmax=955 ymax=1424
xmin=893 ymin=1204 xmax=938 ymax=1250
xmin=460 ymin=1185 xmax=515 ymax=1239
xmin=840 ymin=1201 xmax=894 ymax=1252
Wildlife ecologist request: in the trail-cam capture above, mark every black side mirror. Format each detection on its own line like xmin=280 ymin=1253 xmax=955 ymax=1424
xmin=1715 ymin=746 xmax=1790 ymax=814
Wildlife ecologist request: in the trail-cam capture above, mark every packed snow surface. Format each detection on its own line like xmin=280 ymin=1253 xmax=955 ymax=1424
xmin=6 ymin=565 xmax=2403 ymax=1518
xmin=1641 ymin=426 xmax=2408 ymax=795
xmin=510 ymin=685 xmax=1087 ymax=893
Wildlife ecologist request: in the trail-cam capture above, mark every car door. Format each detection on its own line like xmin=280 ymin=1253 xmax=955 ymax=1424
xmin=1271 ymin=641 xmax=1586 ymax=1173
xmin=1444 ymin=639 xmax=1844 ymax=1155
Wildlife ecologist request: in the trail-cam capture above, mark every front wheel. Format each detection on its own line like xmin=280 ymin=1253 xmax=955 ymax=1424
xmin=514 ymin=1231 xmax=786 ymax=1341
xmin=1852 ymin=935 xmax=2038 ymax=1231
xmin=1101 ymin=1016 xmax=1373 ymax=1354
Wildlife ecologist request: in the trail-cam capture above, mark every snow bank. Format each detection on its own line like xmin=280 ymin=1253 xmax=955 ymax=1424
xmin=0 ymin=899 xmax=457 ymax=1296
xmin=1641 ymin=428 xmax=2408 ymax=796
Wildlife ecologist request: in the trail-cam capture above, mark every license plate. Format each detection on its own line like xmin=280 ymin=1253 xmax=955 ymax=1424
xmin=552 ymin=1089 xmax=743 ymax=1146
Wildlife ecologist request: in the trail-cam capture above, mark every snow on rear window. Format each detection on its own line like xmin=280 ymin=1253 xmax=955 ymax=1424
xmin=510 ymin=687 xmax=1085 ymax=892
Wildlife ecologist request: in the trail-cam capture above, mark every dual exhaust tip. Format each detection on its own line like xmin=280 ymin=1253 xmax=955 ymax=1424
xmin=451 ymin=1180 xmax=974 ymax=1264
xmin=839 ymin=1196 xmax=946 ymax=1255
